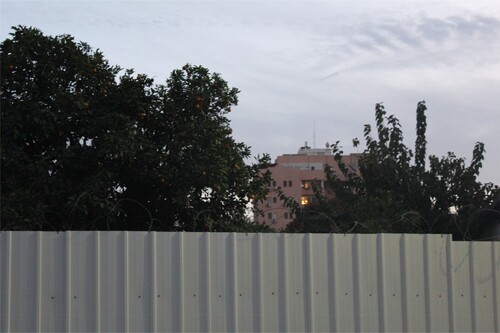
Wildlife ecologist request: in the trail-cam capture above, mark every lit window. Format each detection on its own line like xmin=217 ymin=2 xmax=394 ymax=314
xmin=301 ymin=196 xmax=314 ymax=206
xmin=302 ymin=180 xmax=323 ymax=190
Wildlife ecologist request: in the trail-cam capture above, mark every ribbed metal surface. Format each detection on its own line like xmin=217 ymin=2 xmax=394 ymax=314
xmin=1 ymin=231 xmax=498 ymax=332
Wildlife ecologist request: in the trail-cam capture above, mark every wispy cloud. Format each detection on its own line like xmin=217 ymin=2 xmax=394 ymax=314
xmin=1 ymin=1 xmax=499 ymax=184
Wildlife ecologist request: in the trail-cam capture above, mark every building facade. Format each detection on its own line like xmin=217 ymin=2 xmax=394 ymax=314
xmin=256 ymin=144 xmax=359 ymax=230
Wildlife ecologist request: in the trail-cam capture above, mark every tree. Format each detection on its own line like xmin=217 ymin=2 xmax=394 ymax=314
xmin=1 ymin=26 xmax=271 ymax=231
xmin=286 ymin=102 xmax=499 ymax=240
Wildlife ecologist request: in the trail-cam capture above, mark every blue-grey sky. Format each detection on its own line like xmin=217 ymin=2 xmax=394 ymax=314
xmin=2 ymin=1 xmax=499 ymax=184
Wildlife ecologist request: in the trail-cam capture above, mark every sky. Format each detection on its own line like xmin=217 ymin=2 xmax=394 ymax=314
xmin=1 ymin=0 xmax=499 ymax=185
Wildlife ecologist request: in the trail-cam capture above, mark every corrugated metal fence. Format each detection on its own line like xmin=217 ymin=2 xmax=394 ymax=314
xmin=1 ymin=231 xmax=499 ymax=332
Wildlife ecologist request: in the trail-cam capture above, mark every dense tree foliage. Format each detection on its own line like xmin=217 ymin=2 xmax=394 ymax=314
xmin=1 ymin=26 xmax=271 ymax=231
xmin=286 ymin=102 xmax=499 ymax=240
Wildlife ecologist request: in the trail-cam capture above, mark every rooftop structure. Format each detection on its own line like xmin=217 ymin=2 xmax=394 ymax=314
xmin=256 ymin=144 xmax=359 ymax=229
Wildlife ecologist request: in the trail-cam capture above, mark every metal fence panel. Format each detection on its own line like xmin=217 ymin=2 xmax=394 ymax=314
xmin=1 ymin=231 xmax=499 ymax=332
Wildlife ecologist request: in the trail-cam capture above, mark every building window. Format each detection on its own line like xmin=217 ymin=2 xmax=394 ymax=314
xmin=301 ymin=195 xmax=314 ymax=206
xmin=284 ymin=212 xmax=289 ymax=219
xmin=288 ymin=180 xmax=292 ymax=187
xmin=283 ymin=180 xmax=287 ymax=187
xmin=266 ymin=197 xmax=277 ymax=206
xmin=302 ymin=179 xmax=323 ymax=190
xmin=311 ymin=166 xmax=315 ymax=170
xmin=302 ymin=180 xmax=322 ymax=190
xmin=267 ymin=212 xmax=272 ymax=219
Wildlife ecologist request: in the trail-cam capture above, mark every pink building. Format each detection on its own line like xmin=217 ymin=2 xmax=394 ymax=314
xmin=256 ymin=144 xmax=359 ymax=230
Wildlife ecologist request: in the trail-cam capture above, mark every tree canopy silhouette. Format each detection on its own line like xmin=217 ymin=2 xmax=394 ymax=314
xmin=1 ymin=26 xmax=271 ymax=231
xmin=286 ymin=102 xmax=499 ymax=240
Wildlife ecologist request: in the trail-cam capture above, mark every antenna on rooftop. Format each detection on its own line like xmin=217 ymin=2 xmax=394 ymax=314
xmin=313 ymin=120 xmax=316 ymax=148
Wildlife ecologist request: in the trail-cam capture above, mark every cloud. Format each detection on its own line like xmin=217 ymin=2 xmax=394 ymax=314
xmin=314 ymin=11 xmax=500 ymax=83
xmin=417 ymin=14 xmax=500 ymax=43
xmin=1 ymin=0 xmax=499 ymax=184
